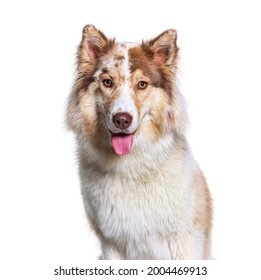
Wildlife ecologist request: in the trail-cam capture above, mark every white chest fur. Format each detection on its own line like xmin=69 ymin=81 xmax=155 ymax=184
xmin=80 ymin=146 xmax=196 ymax=259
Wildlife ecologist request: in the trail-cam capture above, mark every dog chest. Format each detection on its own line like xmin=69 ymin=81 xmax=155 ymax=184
xmin=81 ymin=169 xmax=195 ymax=242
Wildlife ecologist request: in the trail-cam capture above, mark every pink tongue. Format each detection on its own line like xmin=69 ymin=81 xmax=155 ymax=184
xmin=111 ymin=134 xmax=133 ymax=155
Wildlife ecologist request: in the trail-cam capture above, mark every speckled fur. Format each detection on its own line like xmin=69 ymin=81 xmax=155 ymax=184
xmin=66 ymin=25 xmax=212 ymax=259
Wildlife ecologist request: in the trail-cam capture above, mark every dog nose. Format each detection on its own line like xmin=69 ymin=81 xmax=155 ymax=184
xmin=113 ymin=113 xmax=132 ymax=130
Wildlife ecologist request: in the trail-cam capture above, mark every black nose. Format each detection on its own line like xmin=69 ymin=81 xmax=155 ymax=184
xmin=113 ymin=113 xmax=132 ymax=130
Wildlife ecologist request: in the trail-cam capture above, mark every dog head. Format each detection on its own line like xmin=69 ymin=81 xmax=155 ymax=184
xmin=67 ymin=25 xmax=187 ymax=156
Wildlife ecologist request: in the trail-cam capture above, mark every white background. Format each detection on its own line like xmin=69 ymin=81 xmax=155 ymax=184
xmin=1 ymin=0 xmax=261 ymax=278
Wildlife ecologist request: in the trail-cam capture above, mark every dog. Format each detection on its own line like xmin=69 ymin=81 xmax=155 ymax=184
xmin=66 ymin=24 xmax=212 ymax=259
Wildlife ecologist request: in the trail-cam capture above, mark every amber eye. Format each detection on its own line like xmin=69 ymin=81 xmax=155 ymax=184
xmin=137 ymin=81 xmax=148 ymax=90
xmin=102 ymin=78 xmax=113 ymax=88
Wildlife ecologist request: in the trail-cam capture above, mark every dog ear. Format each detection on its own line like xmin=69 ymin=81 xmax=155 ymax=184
xmin=143 ymin=29 xmax=178 ymax=66
xmin=79 ymin=25 xmax=115 ymax=62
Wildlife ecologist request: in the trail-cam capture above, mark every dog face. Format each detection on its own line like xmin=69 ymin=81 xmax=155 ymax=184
xmin=67 ymin=25 xmax=186 ymax=156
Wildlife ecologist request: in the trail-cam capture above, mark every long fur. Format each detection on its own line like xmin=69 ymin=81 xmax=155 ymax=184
xmin=66 ymin=25 xmax=212 ymax=259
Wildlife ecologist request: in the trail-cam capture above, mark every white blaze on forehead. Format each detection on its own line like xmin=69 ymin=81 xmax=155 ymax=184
xmin=109 ymin=42 xmax=139 ymax=134
xmin=116 ymin=42 xmax=138 ymax=77
xmin=119 ymin=42 xmax=137 ymax=78
xmin=112 ymin=43 xmax=137 ymax=115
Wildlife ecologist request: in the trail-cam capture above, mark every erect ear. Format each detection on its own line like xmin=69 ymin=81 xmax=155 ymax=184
xmin=80 ymin=24 xmax=115 ymax=62
xmin=143 ymin=29 xmax=178 ymax=66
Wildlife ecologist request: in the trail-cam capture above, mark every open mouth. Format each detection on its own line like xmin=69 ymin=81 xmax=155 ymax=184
xmin=111 ymin=133 xmax=134 ymax=156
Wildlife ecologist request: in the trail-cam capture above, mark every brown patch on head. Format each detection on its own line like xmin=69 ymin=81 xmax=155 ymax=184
xmin=127 ymin=29 xmax=181 ymax=138
xmin=75 ymin=25 xmax=115 ymax=92
xmin=67 ymin=25 xmax=115 ymax=129
xmin=128 ymin=30 xmax=179 ymax=104
xmin=129 ymin=47 xmax=162 ymax=87
xmin=101 ymin=67 xmax=109 ymax=73
xmin=115 ymin=55 xmax=125 ymax=61
xmin=129 ymin=29 xmax=181 ymax=137
xmin=112 ymin=55 xmax=125 ymax=68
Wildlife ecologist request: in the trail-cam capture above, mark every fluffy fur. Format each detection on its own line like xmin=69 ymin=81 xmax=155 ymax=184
xmin=66 ymin=25 xmax=212 ymax=259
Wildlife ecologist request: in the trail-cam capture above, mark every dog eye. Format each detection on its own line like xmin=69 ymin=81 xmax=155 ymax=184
xmin=102 ymin=78 xmax=113 ymax=88
xmin=137 ymin=81 xmax=148 ymax=90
